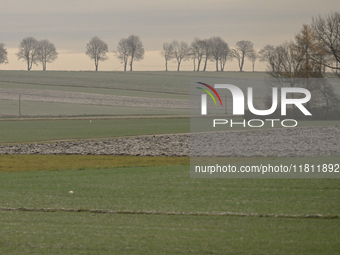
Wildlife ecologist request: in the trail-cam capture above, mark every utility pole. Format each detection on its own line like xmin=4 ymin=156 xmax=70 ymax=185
xmin=19 ymin=95 xmax=21 ymax=116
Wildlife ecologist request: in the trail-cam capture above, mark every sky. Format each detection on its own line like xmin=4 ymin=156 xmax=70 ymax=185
xmin=1 ymin=0 xmax=339 ymax=71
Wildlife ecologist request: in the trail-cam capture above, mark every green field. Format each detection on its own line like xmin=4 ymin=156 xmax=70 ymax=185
xmin=0 ymin=118 xmax=189 ymax=143
xmin=0 ymin=70 xmax=270 ymax=95
xmin=0 ymin=160 xmax=339 ymax=254
xmin=2 ymin=210 xmax=338 ymax=255
xmin=0 ymin=71 xmax=339 ymax=254
xmin=1 ymin=71 xmax=339 ymax=118
xmin=0 ymin=71 xmax=278 ymax=119
xmin=0 ymin=99 xmax=188 ymax=117
xmin=1 ymin=118 xmax=340 ymax=143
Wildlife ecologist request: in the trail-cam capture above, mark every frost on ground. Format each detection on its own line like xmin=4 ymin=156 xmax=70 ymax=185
xmin=0 ymin=126 xmax=339 ymax=157
xmin=191 ymin=125 xmax=340 ymax=157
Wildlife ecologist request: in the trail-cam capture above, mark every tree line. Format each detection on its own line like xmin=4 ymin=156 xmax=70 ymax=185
xmin=0 ymin=12 xmax=339 ymax=73
xmin=0 ymin=34 xmax=146 ymax=72
xmin=0 ymin=37 xmax=58 ymax=71
xmin=160 ymin=38 xmax=256 ymax=72
xmin=258 ymin=12 xmax=340 ymax=119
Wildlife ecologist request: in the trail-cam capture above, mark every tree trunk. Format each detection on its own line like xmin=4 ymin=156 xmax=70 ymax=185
xmin=215 ymin=59 xmax=219 ymax=72
xmin=130 ymin=59 xmax=133 ymax=71
xmin=165 ymin=60 xmax=168 ymax=71
xmin=95 ymin=63 xmax=98 ymax=71
xmin=252 ymin=62 xmax=255 ymax=72
xmin=177 ymin=61 xmax=181 ymax=71
xmin=203 ymin=57 xmax=208 ymax=71
xmin=220 ymin=60 xmax=225 ymax=71
xmin=197 ymin=59 xmax=201 ymax=71
xmin=240 ymin=54 xmax=244 ymax=72
xmin=124 ymin=61 xmax=127 ymax=71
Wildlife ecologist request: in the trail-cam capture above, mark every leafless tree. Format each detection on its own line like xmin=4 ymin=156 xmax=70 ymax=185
xmin=115 ymin=38 xmax=129 ymax=71
xmin=219 ymin=41 xmax=232 ymax=71
xmin=190 ymin=38 xmax=206 ymax=71
xmin=189 ymin=46 xmax=197 ymax=71
xmin=160 ymin=42 xmax=173 ymax=71
xmin=171 ymin=40 xmax=190 ymax=71
xmin=126 ymin=35 xmax=144 ymax=71
xmin=247 ymin=50 xmax=258 ymax=72
xmin=36 ymin=40 xmax=58 ymax=71
xmin=268 ymin=39 xmax=340 ymax=114
xmin=17 ymin=37 xmax=39 ymax=71
xmin=269 ymin=42 xmax=303 ymax=78
xmin=259 ymin=45 xmax=277 ymax=72
xmin=202 ymin=39 xmax=211 ymax=71
xmin=86 ymin=36 xmax=108 ymax=71
xmin=330 ymin=55 xmax=339 ymax=74
xmin=0 ymin=43 xmax=8 ymax=65
xmin=312 ymin=12 xmax=340 ymax=72
xmin=232 ymin=40 xmax=254 ymax=72
xmin=315 ymin=79 xmax=340 ymax=112
xmin=294 ymin=24 xmax=328 ymax=78
xmin=209 ymin=37 xmax=227 ymax=71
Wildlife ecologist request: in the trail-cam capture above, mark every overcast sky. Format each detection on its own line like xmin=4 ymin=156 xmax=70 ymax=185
xmin=1 ymin=0 xmax=339 ymax=71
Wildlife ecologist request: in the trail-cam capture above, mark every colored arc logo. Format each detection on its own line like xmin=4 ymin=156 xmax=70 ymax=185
xmin=196 ymin=82 xmax=223 ymax=106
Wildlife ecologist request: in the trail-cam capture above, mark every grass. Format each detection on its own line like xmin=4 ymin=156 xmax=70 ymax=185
xmin=0 ymin=70 xmax=271 ymax=95
xmin=0 ymin=118 xmax=189 ymax=143
xmin=0 ymin=163 xmax=339 ymax=215
xmin=1 ymin=118 xmax=339 ymax=143
xmin=0 ymin=99 xmax=189 ymax=117
xmin=0 ymin=70 xmax=339 ymax=253
xmin=0 ymin=155 xmax=190 ymax=172
xmin=2 ymin=71 xmax=340 ymax=119
xmin=0 ymin=162 xmax=339 ymax=254
xmin=0 ymin=81 xmax=190 ymax=99
xmin=1 ymin=211 xmax=339 ymax=255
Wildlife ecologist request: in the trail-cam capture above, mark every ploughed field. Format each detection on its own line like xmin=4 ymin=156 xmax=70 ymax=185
xmin=0 ymin=125 xmax=340 ymax=157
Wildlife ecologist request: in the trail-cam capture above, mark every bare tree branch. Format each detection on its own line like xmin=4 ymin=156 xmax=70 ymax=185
xmin=115 ymin=38 xmax=129 ymax=71
xmin=86 ymin=36 xmax=108 ymax=71
xmin=160 ymin=42 xmax=174 ymax=71
xmin=312 ymin=11 xmax=340 ymax=71
xmin=247 ymin=50 xmax=258 ymax=72
xmin=259 ymin=45 xmax=276 ymax=72
xmin=233 ymin=40 xmax=253 ymax=72
xmin=171 ymin=40 xmax=190 ymax=71
xmin=126 ymin=35 xmax=144 ymax=71
xmin=202 ymin=39 xmax=211 ymax=71
xmin=209 ymin=37 xmax=229 ymax=71
xmin=0 ymin=43 xmax=8 ymax=65
xmin=16 ymin=37 xmax=39 ymax=71
xmin=190 ymin=38 xmax=206 ymax=71
xmin=36 ymin=40 xmax=58 ymax=71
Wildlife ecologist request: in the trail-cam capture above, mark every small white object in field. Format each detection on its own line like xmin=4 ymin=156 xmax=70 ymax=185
xmin=90 ymin=120 xmax=92 ymax=123
xmin=69 ymin=191 xmax=74 ymax=194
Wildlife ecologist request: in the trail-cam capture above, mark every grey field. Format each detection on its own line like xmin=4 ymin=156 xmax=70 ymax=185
xmin=0 ymin=70 xmax=271 ymax=117
xmin=0 ymin=125 xmax=339 ymax=158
